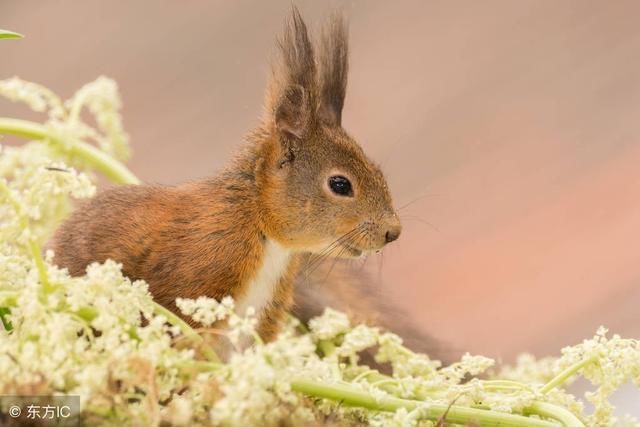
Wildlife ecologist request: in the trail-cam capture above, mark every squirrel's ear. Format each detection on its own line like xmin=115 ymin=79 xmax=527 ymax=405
xmin=267 ymin=7 xmax=317 ymax=139
xmin=317 ymin=13 xmax=348 ymax=127
xmin=275 ymin=84 xmax=308 ymax=138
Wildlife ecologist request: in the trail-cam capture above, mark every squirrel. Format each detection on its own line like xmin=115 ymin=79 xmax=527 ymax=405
xmin=51 ymin=9 xmax=403 ymax=346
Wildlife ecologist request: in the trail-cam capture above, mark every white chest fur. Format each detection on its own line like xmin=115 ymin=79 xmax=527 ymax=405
xmin=235 ymin=239 xmax=291 ymax=318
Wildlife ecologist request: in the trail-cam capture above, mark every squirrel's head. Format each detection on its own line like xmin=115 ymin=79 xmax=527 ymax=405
xmin=255 ymin=8 xmax=401 ymax=258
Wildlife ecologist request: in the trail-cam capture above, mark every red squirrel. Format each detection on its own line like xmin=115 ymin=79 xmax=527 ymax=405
xmin=52 ymin=9 xmax=402 ymax=344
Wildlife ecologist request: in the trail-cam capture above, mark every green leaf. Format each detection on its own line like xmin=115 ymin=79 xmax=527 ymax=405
xmin=0 ymin=29 xmax=23 ymax=39
xmin=0 ymin=307 xmax=13 ymax=331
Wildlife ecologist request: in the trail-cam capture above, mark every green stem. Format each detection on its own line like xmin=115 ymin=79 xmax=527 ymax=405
xmin=524 ymin=401 xmax=585 ymax=427
xmin=74 ymin=306 xmax=99 ymax=323
xmin=350 ymin=369 xmax=377 ymax=383
xmin=172 ymin=359 xmax=226 ymax=373
xmin=291 ymin=378 xmax=559 ymax=427
xmin=482 ymin=380 xmax=530 ymax=390
xmin=152 ymin=302 xmax=221 ymax=363
xmin=0 ymin=306 xmax=12 ymax=330
xmin=370 ymin=378 xmax=399 ymax=388
xmin=355 ymin=371 xmax=405 ymax=396
xmin=318 ymin=339 xmax=336 ymax=357
xmin=290 ymin=314 xmax=309 ymax=334
xmin=28 ymin=239 xmax=52 ymax=294
xmin=0 ymin=29 xmax=23 ymax=39
xmin=540 ymin=356 xmax=596 ymax=394
xmin=0 ymin=118 xmax=139 ymax=185
xmin=0 ymin=292 xmax=18 ymax=304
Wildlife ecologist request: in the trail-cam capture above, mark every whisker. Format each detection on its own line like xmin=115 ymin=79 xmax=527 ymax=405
xmin=321 ymin=228 xmax=368 ymax=282
xmin=302 ymin=225 xmax=365 ymax=277
xmin=305 ymin=228 xmax=367 ymax=278
xmin=321 ymin=244 xmax=350 ymax=282
xmin=306 ymin=225 xmax=370 ymax=280
xmin=307 ymin=225 xmax=363 ymax=263
xmin=399 ymin=215 xmax=440 ymax=232
xmin=304 ymin=229 xmax=360 ymax=270
xmin=397 ymin=192 xmax=441 ymax=211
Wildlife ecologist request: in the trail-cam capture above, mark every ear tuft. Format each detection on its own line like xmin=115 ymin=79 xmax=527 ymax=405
xmin=266 ymin=6 xmax=317 ymax=138
xmin=318 ymin=12 xmax=349 ymax=127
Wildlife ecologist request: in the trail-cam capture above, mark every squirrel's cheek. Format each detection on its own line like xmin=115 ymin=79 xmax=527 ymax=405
xmin=303 ymin=200 xmax=313 ymax=215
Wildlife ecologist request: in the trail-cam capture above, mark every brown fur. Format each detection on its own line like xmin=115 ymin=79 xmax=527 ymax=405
xmin=52 ymin=8 xmax=401 ymax=343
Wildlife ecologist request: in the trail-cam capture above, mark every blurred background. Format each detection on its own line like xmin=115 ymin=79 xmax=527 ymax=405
xmin=2 ymin=0 xmax=639 ymax=385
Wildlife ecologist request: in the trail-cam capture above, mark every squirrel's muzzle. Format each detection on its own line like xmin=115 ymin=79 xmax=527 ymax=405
xmin=382 ymin=213 xmax=402 ymax=245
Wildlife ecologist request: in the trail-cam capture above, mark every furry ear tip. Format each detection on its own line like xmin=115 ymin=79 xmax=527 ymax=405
xmin=266 ymin=7 xmax=316 ymax=135
xmin=322 ymin=10 xmax=348 ymax=46
xmin=290 ymin=5 xmax=304 ymax=26
xmin=327 ymin=10 xmax=348 ymax=32
xmin=317 ymin=11 xmax=349 ymax=127
xmin=277 ymin=6 xmax=315 ymax=85
xmin=285 ymin=5 xmax=311 ymax=47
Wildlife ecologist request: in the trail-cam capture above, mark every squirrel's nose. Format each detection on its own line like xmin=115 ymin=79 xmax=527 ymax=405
xmin=382 ymin=212 xmax=402 ymax=245
xmin=385 ymin=226 xmax=401 ymax=244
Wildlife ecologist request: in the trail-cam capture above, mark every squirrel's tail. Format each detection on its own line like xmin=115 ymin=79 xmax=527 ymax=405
xmin=292 ymin=258 xmax=460 ymax=365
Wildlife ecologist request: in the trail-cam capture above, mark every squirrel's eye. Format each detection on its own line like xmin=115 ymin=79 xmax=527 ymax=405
xmin=328 ymin=175 xmax=353 ymax=197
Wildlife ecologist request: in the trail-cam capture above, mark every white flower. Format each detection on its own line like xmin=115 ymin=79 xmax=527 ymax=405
xmin=176 ymin=295 xmax=234 ymax=326
xmin=227 ymin=307 xmax=258 ymax=347
xmin=65 ymin=76 xmax=130 ymax=161
xmin=337 ymin=324 xmax=379 ymax=358
xmin=308 ymin=307 xmax=350 ymax=341
xmin=0 ymin=77 xmax=65 ymax=118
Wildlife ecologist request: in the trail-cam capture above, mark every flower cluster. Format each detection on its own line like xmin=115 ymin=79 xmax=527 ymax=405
xmin=1 ymin=77 xmax=639 ymax=426
xmin=0 ymin=76 xmax=129 ymax=163
xmin=176 ymin=296 xmax=235 ymax=327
